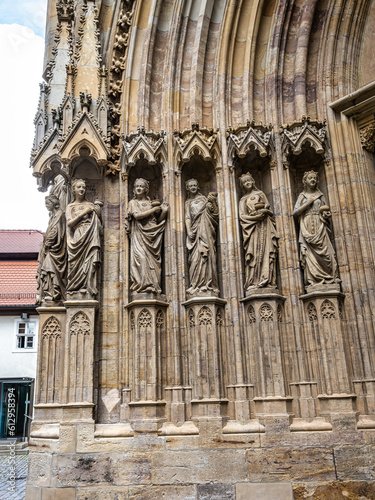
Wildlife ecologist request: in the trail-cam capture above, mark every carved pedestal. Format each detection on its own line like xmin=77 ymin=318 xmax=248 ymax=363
xmin=183 ymin=297 xmax=228 ymax=425
xmin=300 ymin=289 xmax=357 ymax=429
xmin=241 ymin=291 xmax=292 ymax=420
xmin=125 ymin=298 xmax=168 ymax=431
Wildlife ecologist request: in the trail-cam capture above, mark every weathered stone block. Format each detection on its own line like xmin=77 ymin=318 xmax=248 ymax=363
xmin=198 ymin=482 xmax=235 ymax=499
xmin=152 ymin=450 xmax=247 ymax=484
xmin=236 ymin=482 xmax=293 ymax=500
xmin=42 ymin=487 xmax=76 ymax=500
xmin=25 ymin=485 xmax=42 ymax=500
xmin=77 ymin=486 xmax=129 ymax=499
xmin=334 ymin=445 xmax=375 ymax=481
xmin=247 ymin=447 xmax=335 ymax=482
xmin=129 ymin=485 xmax=197 ymax=499
xmin=118 ymin=452 xmax=152 ymax=485
xmin=51 ymin=454 xmax=117 ymax=487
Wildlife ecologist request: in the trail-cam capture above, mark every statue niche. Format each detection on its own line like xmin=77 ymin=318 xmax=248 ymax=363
xmin=126 ymin=177 xmax=168 ymax=295
xmin=185 ymin=178 xmax=219 ymax=297
xmin=37 ymin=194 xmax=67 ymax=305
xmin=239 ymin=172 xmax=278 ymax=294
xmin=66 ymin=178 xmax=103 ymax=299
xmin=293 ymin=170 xmax=340 ymax=291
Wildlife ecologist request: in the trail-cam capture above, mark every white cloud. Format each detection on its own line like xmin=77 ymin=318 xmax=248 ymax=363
xmin=0 ymin=24 xmax=49 ymax=230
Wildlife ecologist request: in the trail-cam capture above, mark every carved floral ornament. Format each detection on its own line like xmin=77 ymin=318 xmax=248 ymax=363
xmin=227 ymin=121 xmax=273 ymax=165
xmin=56 ymin=0 xmax=74 ymax=22
xmin=173 ymin=123 xmax=220 ymax=166
xmin=280 ymin=116 xmax=326 ymax=162
xmin=360 ymin=122 xmax=375 ymax=153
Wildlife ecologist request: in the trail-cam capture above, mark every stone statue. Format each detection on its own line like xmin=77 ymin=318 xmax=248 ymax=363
xmin=293 ymin=170 xmax=339 ymax=289
xmin=239 ymin=173 xmax=278 ymax=293
xmin=36 ymin=195 xmax=67 ymax=305
xmin=126 ymin=178 xmax=168 ymax=295
xmin=50 ymin=174 xmax=71 ymax=212
xmin=185 ymin=178 xmax=219 ymax=296
xmin=66 ymin=179 xmax=103 ymax=299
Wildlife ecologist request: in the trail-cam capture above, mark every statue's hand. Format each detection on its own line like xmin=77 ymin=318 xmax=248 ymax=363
xmin=161 ymin=202 xmax=169 ymax=212
xmin=153 ymin=206 xmax=162 ymax=214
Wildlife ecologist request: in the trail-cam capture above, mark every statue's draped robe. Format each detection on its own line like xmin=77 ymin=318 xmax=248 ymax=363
xmin=294 ymin=190 xmax=338 ymax=285
xmin=185 ymin=194 xmax=219 ymax=295
xmin=66 ymin=203 xmax=102 ymax=297
xmin=239 ymin=190 xmax=278 ymax=291
xmin=37 ymin=209 xmax=67 ymax=302
xmin=127 ymin=199 xmax=166 ymax=294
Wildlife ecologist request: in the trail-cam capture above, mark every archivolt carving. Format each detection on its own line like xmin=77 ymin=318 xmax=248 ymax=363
xmin=227 ymin=121 xmax=273 ymax=163
xmin=156 ymin=310 xmax=164 ymax=328
xmin=122 ymin=127 xmax=167 ymax=171
xmin=247 ymin=305 xmax=256 ymax=323
xmin=138 ymin=309 xmax=152 ymax=328
xmin=173 ymin=123 xmax=220 ymax=165
xmin=56 ymin=0 xmax=74 ymax=22
xmin=321 ymin=300 xmax=336 ymax=319
xmin=259 ymin=303 xmax=273 ymax=322
xmin=70 ymin=312 xmax=91 ymax=335
xmin=108 ymin=0 xmax=136 ymax=172
xmin=281 ymin=116 xmax=326 ymax=160
xmin=307 ymin=302 xmax=318 ymax=322
xmin=42 ymin=316 xmax=62 ymax=339
xmin=360 ymin=123 xmax=375 ymax=153
xmin=198 ymin=306 xmax=213 ymax=326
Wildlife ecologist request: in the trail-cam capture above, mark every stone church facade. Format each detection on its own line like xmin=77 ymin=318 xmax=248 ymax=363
xmin=27 ymin=0 xmax=375 ymax=498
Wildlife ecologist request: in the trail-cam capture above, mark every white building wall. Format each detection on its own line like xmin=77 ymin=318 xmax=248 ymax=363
xmin=0 ymin=315 xmax=38 ymax=379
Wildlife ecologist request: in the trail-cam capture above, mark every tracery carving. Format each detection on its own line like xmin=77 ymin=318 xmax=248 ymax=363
xmin=281 ymin=116 xmax=326 ymax=160
xmin=156 ymin=310 xmax=164 ymax=328
xmin=122 ymin=127 xmax=167 ymax=171
xmin=70 ymin=312 xmax=91 ymax=336
xmin=360 ymin=123 xmax=375 ymax=153
xmin=42 ymin=317 xmax=62 ymax=339
xmin=321 ymin=300 xmax=336 ymax=319
xmin=227 ymin=121 xmax=273 ymax=161
xmin=307 ymin=302 xmax=318 ymax=322
xmin=189 ymin=309 xmax=195 ymax=327
xmin=130 ymin=311 xmax=135 ymax=330
xmin=198 ymin=306 xmax=213 ymax=326
xmin=216 ymin=308 xmax=224 ymax=326
xmin=138 ymin=309 xmax=152 ymax=328
xmin=174 ymin=123 xmax=220 ymax=165
xmin=247 ymin=305 xmax=256 ymax=323
xmin=259 ymin=303 xmax=273 ymax=322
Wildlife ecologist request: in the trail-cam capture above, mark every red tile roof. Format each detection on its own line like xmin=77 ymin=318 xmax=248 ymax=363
xmin=0 ymin=261 xmax=38 ymax=306
xmin=0 ymin=230 xmax=43 ymax=255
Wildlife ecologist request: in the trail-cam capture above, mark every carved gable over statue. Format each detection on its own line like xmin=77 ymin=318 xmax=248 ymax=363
xmin=27 ymin=1 xmax=375 ymax=499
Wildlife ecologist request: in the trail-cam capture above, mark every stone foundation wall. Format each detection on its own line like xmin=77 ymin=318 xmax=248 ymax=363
xmin=26 ymin=416 xmax=375 ymax=500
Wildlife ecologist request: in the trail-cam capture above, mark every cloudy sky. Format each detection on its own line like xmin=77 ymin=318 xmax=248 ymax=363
xmin=0 ymin=0 xmax=49 ymax=230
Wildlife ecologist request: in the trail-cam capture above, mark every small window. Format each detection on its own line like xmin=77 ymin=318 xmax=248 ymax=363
xmin=15 ymin=320 xmax=37 ymax=350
